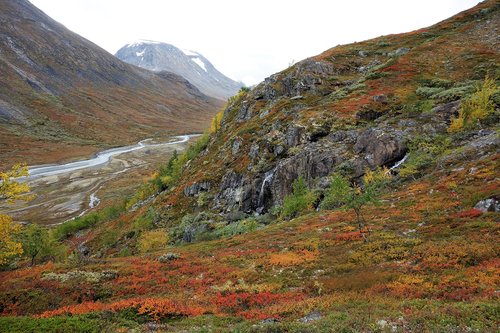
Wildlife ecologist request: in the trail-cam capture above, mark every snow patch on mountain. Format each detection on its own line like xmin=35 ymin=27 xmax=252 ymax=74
xmin=127 ymin=39 xmax=160 ymax=48
xmin=191 ymin=57 xmax=207 ymax=72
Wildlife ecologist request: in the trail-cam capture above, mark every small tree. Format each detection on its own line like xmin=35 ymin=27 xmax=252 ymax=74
xmin=0 ymin=215 xmax=23 ymax=266
xmin=0 ymin=163 xmax=31 ymax=203
xmin=448 ymin=75 xmax=496 ymax=132
xmin=281 ymin=176 xmax=315 ymax=220
xmin=321 ymin=168 xmax=390 ymax=241
xmin=210 ymin=110 xmax=224 ymax=133
xmin=0 ymin=164 xmax=32 ymax=266
xmin=19 ymin=223 xmax=50 ymax=266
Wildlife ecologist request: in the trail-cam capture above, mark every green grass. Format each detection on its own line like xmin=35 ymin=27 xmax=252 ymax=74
xmin=53 ymin=203 xmax=125 ymax=240
xmin=0 ymin=315 xmax=105 ymax=333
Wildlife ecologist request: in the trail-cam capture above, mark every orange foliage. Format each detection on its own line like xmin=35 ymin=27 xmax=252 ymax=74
xmin=38 ymin=297 xmax=206 ymax=321
xmin=268 ymin=250 xmax=318 ymax=267
xmin=335 ymin=231 xmax=364 ymax=242
xmin=214 ymin=291 xmax=304 ymax=317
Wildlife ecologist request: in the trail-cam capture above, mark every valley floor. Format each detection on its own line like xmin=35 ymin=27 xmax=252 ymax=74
xmin=0 ymin=136 xmax=194 ymax=225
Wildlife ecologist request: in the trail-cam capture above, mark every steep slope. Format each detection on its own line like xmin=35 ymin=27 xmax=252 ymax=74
xmin=159 ymin=0 xmax=499 ymax=218
xmin=116 ymin=40 xmax=243 ymax=100
xmin=0 ymin=1 xmax=499 ymax=332
xmin=0 ymin=0 xmax=222 ymax=169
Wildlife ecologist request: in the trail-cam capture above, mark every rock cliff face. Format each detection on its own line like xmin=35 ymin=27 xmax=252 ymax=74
xmin=156 ymin=0 xmax=499 ymax=222
xmin=116 ymin=41 xmax=242 ymax=100
xmin=213 ymin=109 xmax=411 ymax=214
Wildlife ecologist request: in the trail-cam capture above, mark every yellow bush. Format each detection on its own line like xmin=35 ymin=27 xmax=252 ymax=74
xmin=210 ymin=110 xmax=224 ymax=133
xmin=0 ymin=214 xmax=23 ymax=265
xmin=0 ymin=163 xmax=31 ymax=203
xmin=448 ymin=76 xmax=497 ymax=132
xmin=0 ymin=163 xmax=31 ymax=265
xmin=448 ymin=116 xmax=465 ymax=132
xmin=137 ymin=229 xmax=168 ymax=253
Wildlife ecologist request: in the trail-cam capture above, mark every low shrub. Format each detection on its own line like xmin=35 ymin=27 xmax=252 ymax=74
xmin=432 ymin=85 xmax=475 ymax=102
xmin=169 ymin=212 xmax=215 ymax=243
xmin=215 ymin=219 xmax=259 ymax=238
xmin=137 ymin=229 xmax=168 ymax=254
xmin=398 ymin=134 xmax=451 ymax=179
xmin=415 ymin=86 xmax=445 ymax=98
xmin=54 ymin=204 xmax=125 ymax=240
xmin=449 ymin=76 xmax=497 ymax=132
xmin=132 ymin=208 xmax=156 ymax=231
xmin=281 ymin=176 xmax=315 ymax=220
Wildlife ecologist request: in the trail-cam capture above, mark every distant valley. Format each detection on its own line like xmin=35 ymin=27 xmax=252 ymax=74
xmin=0 ymin=0 xmax=222 ymax=169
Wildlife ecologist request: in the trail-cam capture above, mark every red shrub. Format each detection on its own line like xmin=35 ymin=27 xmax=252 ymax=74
xmin=453 ymin=209 xmax=483 ymax=219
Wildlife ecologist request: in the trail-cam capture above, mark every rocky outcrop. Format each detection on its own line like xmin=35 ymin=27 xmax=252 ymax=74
xmin=237 ymin=101 xmax=252 ymax=122
xmin=214 ymin=171 xmax=244 ymax=211
xmin=474 ymin=197 xmax=500 ymax=213
xmin=286 ymin=125 xmax=305 ymax=147
xmin=212 ymin=122 xmax=409 ymax=214
xmin=164 ymin=2 xmax=500 ymax=223
xmin=232 ymin=137 xmax=243 ymax=155
xmin=252 ymin=59 xmax=337 ymax=102
xmin=271 ymin=145 xmax=340 ymax=204
xmin=354 ymin=128 xmax=407 ymax=168
xmin=432 ymin=100 xmax=460 ymax=121
xmin=158 ymin=252 xmax=180 ymax=263
xmin=300 ymin=310 xmax=323 ymax=323
xmin=184 ymin=182 xmax=211 ymax=197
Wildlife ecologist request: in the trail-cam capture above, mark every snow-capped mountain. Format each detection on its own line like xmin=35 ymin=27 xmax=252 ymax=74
xmin=116 ymin=40 xmax=242 ymax=100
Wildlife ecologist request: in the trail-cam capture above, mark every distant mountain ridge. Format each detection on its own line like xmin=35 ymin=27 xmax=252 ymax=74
xmin=0 ymin=0 xmax=221 ymax=168
xmin=116 ymin=40 xmax=242 ymax=100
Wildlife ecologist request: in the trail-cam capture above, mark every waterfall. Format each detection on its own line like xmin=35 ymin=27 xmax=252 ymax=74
xmin=390 ymin=154 xmax=408 ymax=170
xmin=257 ymin=168 xmax=276 ymax=213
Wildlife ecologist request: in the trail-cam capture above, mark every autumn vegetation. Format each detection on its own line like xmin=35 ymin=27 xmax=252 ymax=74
xmin=1 ymin=2 xmax=499 ymax=332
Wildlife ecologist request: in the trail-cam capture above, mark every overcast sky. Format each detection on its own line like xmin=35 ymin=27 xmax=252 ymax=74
xmin=30 ymin=0 xmax=479 ymax=86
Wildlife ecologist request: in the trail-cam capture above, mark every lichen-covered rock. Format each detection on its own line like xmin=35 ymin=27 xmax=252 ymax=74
xmin=183 ymin=224 xmax=205 ymax=243
xmin=249 ymin=143 xmax=260 ymax=161
xmin=474 ymin=197 xmax=500 ymax=212
xmin=372 ymin=94 xmax=389 ymax=103
xmin=77 ymin=243 xmax=90 ymax=257
xmin=237 ymin=101 xmax=251 ymax=122
xmin=432 ymin=100 xmax=460 ymax=120
xmin=271 ymin=144 xmax=341 ymax=205
xmin=300 ymin=310 xmax=322 ymax=323
xmin=213 ymin=119 xmax=414 ymax=214
xmin=158 ymin=252 xmax=180 ymax=263
xmin=389 ymin=47 xmax=410 ymax=57
xmin=214 ymin=171 xmax=244 ymax=211
xmin=286 ymin=125 xmax=305 ymax=147
xmin=184 ymin=182 xmax=211 ymax=197
xmin=232 ymin=137 xmax=242 ymax=155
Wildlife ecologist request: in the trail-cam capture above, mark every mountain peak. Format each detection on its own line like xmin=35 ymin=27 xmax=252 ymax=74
xmin=125 ymin=39 xmax=162 ymax=48
xmin=116 ymin=41 xmax=242 ymax=100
